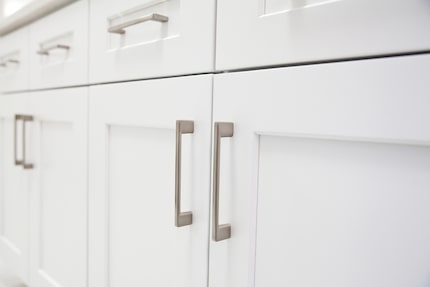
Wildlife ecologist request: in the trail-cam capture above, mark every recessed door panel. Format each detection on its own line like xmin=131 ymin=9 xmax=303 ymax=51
xmin=255 ymin=135 xmax=430 ymax=287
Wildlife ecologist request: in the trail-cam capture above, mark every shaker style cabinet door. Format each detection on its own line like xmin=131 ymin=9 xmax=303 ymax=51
xmin=209 ymin=54 xmax=430 ymax=287
xmin=216 ymin=0 xmax=430 ymax=70
xmin=89 ymin=0 xmax=216 ymax=83
xmin=26 ymin=88 xmax=88 ymax=287
xmin=89 ymin=75 xmax=213 ymax=287
xmin=0 ymin=94 xmax=31 ymax=284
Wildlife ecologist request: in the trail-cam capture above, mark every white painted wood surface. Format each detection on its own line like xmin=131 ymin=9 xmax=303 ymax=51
xmin=89 ymin=0 xmax=216 ymax=83
xmin=89 ymin=75 xmax=213 ymax=287
xmin=0 ymin=0 xmax=77 ymax=36
xmin=0 ymin=94 xmax=30 ymax=284
xmin=210 ymin=54 xmax=430 ymax=287
xmin=216 ymin=0 xmax=430 ymax=70
xmin=0 ymin=27 xmax=29 ymax=93
xmin=27 ymin=88 xmax=88 ymax=287
xmin=29 ymin=0 xmax=88 ymax=89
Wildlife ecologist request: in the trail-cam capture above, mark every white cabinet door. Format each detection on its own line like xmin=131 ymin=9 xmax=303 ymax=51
xmin=210 ymin=54 xmax=430 ymax=287
xmin=27 ymin=88 xmax=88 ymax=287
xmin=0 ymin=94 xmax=30 ymax=284
xmin=89 ymin=75 xmax=213 ymax=287
xmin=216 ymin=0 xmax=430 ymax=70
xmin=89 ymin=0 xmax=215 ymax=83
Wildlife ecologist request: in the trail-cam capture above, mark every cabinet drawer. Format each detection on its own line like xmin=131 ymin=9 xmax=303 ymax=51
xmin=0 ymin=28 xmax=29 ymax=92
xmin=89 ymin=0 xmax=215 ymax=83
xmin=29 ymin=0 xmax=88 ymax=89
xmin=216 ymin=0 xmax=430 ymax=70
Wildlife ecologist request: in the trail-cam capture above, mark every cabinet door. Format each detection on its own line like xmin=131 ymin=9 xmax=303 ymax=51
xmin=27 ymin=88 xmax=88 ymax=287
xmin=0 ymin=94 xmax=30 ymax=284
xmin=210 ymin=54 xmax=430 ymax=287
xmin=216 ymin=0 xmax=430 ymax=70
xmin=89 ymin=75 xmax=212 ymax=287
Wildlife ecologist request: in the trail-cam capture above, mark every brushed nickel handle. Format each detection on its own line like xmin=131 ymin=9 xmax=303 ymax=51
xmin=108 ymin=13 xmax=169 ymax=34
xmin=212 ymin=122 xmax=233 ymax=242
xmin=175 ymin=120 xmax=194 ymax=227
xmin=14 ymin=114 xmax=33 ymax=169
xmin=0 ymin=59 xmax=19 ymax=67
xmin=37 ymin=44 xmax=70 ymax=55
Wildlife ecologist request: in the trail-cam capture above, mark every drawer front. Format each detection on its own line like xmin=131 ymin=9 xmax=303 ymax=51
xmin=216 ymin=0 xmax=430 ymax=70
xmin=89 ymin=0 xmax=215 ymax=83
xmin=0 ymin=28 xmax=30 ymax=92
xmin=29 ymin=0 xmax=88 ymax=89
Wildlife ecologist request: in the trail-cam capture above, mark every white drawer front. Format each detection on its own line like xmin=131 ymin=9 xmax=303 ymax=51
xmin=0 ymin=28 xmax=30 ymax=92
xmin=29 ymin=0 xmax=88 ymax=89
xmin=89 ymin=0 xmax=215 ymax=83
xmin=216 ymin=0 xmax=430 ymax=70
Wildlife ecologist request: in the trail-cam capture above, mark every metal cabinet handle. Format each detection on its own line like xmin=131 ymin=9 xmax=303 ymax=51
xmin=0 ymin=59 xmax=19 ymax=67
xmin=212 ymin=122 xmax=234 ymax=241
xmin=108 ymin=13 xmax=169 ymax=34
xmin=175 ymin=120 xmax=194 ymax=227
xmin=14 ymin=115 xmax=34 ymax=169
xmin=37 ymin=44 xmax=70 ymax=55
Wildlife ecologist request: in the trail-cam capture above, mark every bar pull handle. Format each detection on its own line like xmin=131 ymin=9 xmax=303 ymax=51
xmin=0 ymin=59 xmax=19 ymax=67
xmin=14 ymin=114 xmax=34 ymax=169
xmin=37 ymin=44 xmax=70 ymax=55
xmin=175 ymin=120 xmax=194 ymax=227
xmin=108 ymin=13 xmax=169 ymax=34
xmin=212 ymin=122 xmax=233 ymax=241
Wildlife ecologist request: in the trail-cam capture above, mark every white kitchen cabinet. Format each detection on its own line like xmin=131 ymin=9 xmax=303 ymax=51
xmin=0 ymin=27 xmax=30 ymax=92
xmin=216 ymin=0 xmax=430 ymax=70
xmin=209 ymin=54 xmax=430 ymax=287
xmin=29 ymin=0 xmax=89 ymax=89
xmin=89 ymin=0 xmax=215 ymax=83
xmin=89 ymin=75 xmax=213 ymax=287
xmin=25 ymin=88 xmax=88 ymax=287
xmin=0 ymin=94 xmax=31 ymax=284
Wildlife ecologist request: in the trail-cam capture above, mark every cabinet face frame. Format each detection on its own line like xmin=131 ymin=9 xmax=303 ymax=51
xmin=88 ymin=75 xmax=213 ymax=287
xmin=209 ymin=54 xmax=430 ymax=287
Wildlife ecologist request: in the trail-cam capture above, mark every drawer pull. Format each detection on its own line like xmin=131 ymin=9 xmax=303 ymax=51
xmin=175 ymin=120 xmax=194 ymax=227
xmin=212 ymin=122 xmax=234 ymax=242
xmin=37 ymin=44 xmax=70 ymax=55
xmin=14 ymin=114 xmax=34 ymax=169
xmin=0 ymin=59 xmax=19 ymax=67
xmin=108 ymin=13 xmax=169 ymax=34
